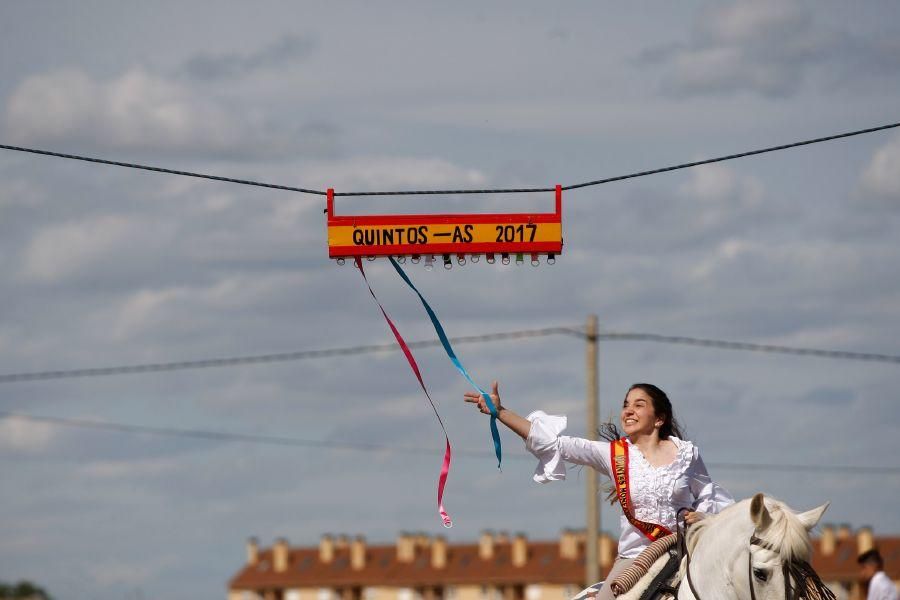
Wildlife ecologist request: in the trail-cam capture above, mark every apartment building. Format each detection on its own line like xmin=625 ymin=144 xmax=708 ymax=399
xmin=228 ymin=527 xmax=898 ymax=600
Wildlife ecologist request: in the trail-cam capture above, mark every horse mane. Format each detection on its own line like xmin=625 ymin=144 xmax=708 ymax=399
xmin=676 ymin=495 xmax=835 ymax=600
xmin=685 ymin=495 xmax=813 ymax=561
xmin=755 ymin=496 xmax=813 ymax=561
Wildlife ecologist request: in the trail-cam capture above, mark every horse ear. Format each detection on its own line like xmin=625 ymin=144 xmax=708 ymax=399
xmin=750 ymin=493 xmax=772 ymax=532
xmin=797 ymin=501 xmax=830 ymax=531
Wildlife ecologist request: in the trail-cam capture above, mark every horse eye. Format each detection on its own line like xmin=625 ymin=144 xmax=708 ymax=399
xmin=753 ymin=568 xmax=769 ymax=583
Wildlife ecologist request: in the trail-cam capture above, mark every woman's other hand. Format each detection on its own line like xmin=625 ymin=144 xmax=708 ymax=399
xmin=683 ymin=511 xmax=705 ymax=525
xmin=464 ymin=380 xmax=502 ymax=414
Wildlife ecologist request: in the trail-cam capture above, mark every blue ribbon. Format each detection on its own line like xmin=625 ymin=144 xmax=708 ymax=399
xmin=389 ymin=256 xmax=502 ymax=468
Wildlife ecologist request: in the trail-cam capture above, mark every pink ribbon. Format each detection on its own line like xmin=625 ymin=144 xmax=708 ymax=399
xmin=354 ymin=257 xmax=453 ymax=528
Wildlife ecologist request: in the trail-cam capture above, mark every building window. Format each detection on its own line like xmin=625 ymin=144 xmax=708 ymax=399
xmin=525 ymin=586 xmax=541 ymax=600
xmin=286 ymin=591 xmax=301 ymax=600
xmin=364 ymin=588 xmax=378 ymax=600
xmin=480 ymin=587 xmax=501 ymax=600
xmin=445 ymin=587 xmax=456 ymax=600
xmin=398 ymin=588 xmax=413 ymax=600
xmin=319 ymin=588 xmax=333 ymax=600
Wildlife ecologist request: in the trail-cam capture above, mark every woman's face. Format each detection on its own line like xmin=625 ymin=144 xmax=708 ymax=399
xmin=620 ymin=388 xmax=663 ymax=437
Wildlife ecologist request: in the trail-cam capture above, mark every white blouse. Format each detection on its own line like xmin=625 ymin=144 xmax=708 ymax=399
xmin=525 ymin=411 xmax=734 ymax=559
xmin=868 ymin=572 xmax=898 ymax=600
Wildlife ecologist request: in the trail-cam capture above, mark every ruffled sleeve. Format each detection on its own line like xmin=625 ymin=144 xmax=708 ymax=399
xmin=524 ymin=411 xmax=610 ymax=484
xmin=688 ymin=447 xmax=734 ymax=514
xmin=524 ymin=411 xmax=568 ymax=483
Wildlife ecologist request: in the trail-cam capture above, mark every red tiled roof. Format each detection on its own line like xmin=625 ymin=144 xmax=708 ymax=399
xmin=230 ymin=542 xmax=595 ymax=590
xmin=810 ymin=537 xmax=900 ymax=581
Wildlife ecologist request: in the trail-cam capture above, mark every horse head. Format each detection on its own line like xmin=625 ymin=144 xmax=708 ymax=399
xmin=681 ymin=493 xmax=832 ymax=600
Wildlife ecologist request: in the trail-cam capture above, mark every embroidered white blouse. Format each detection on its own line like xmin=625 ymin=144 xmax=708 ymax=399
xmin=525 ymin=411 xmax=734 ymax=559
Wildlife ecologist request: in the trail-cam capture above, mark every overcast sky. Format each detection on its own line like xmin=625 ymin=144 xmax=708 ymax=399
xmin=2 ymin=2 xmax=899 ymax=599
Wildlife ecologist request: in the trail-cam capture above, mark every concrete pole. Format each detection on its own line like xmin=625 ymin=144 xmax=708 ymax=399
xmin=585 ymin=315 xmax=600 ymax=585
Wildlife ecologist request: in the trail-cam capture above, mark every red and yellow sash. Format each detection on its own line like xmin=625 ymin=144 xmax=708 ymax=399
xmin=610 ymin=438 xmax=673 ymax=541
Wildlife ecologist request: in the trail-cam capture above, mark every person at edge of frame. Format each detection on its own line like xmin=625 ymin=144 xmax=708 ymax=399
xmin=859 ymin=548 xmax=898 ymax=600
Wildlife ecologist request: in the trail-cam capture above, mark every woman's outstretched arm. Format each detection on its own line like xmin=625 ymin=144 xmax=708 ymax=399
xmin=463 ymin=381 xmax=532 ymax=440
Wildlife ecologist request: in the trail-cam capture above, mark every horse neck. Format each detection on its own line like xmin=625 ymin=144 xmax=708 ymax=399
xmin=680 ymin=501 xmax=756 ymax=600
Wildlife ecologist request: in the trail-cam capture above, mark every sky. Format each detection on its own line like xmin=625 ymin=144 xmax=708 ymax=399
xmin=1 ymin=1 xmax=899 ymax=598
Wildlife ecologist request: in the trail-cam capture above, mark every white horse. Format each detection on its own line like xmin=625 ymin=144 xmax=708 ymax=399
xmin=676 ymin=493 xmax=831 ymax=599
xmin=607 ymin=493 xmax=833 ymax=600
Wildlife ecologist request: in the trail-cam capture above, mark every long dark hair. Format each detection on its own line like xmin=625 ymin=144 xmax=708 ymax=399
xmin=599 ymin=383 xmax=685 ymax=504
xmin=598 ymin=383 xmax=685 ymax=442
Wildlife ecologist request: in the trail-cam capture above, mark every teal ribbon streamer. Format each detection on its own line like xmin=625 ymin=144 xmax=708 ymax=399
xmin=389 ymin=257 xmax=502 ymax=468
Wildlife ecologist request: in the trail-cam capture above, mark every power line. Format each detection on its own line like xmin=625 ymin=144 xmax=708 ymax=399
xmin=593 ymin=332 xmax=900 ymax=364
xmin=3 ymin=326 xmax=898 ymax=384
xmin=340 ymin=122 xmax=900 ymax=196
xmin=0 ymin=410 xmax=470 ymax=455
xmin=0 ymin=144 xmax=325 ymax=196
xmin=2 ymin=121 xmax=898 ymax=197
xmin=0 ymin=327 xmax=580 ymax=383
xmin=560 ymin=121 xmax=900 ymax=192
xmin=2 ymin=410 xmax=897 ymax=475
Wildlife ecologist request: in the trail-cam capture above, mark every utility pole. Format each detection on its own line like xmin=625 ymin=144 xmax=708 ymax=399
xmin=585 ymin=315 xmax=600 ymax=585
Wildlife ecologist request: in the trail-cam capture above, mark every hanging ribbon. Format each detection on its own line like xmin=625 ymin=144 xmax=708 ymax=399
xmin=354 ymin=257 xmax=453 ymax=528
xmin=388 ymin=256 xmax=502 ymax=469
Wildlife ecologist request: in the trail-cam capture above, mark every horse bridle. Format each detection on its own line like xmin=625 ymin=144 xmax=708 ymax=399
xmin=677 ymin=509 xmax=835 ymax=600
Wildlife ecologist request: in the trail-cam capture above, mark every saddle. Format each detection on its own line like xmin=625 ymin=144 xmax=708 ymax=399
xmin=569 ymin=534 xmax=683 ymax=600
xmin=614 ymin=547 xmax=681 ymax=600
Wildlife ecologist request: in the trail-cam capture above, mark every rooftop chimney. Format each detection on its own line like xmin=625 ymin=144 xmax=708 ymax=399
xmin=512 ymin=534 xmax=528 ymax=568
xmin=415 ymin=533 xmax=431 ymax=550
xmin=857 ymin=526 xmax=874 ymax=555
xmin=397 ymin=533 xmax=415 ymax=563
xmin=599 ymin=534 xmax=615 ymax=568
xmin=273 ymin=538 xmax=289 ymax=573
xmin=336 ymin=534 xmax=350 ymax=549
xmin=819 ymin=525 xmax=836 ymax=556
xmin=320 ymin=535 xmax=335 ymax=564
xmin=432 ymin=536 xmax=448 ymax=569
xmin=837 ymin=524 xmax=851 ymax=541
xmin=559 ymin=530 xmax=578 ymax=560
xmin=351 ymin=536 xmax=366 ymax=571
xmin=247 ymin=537 xmax=259 ymax=566
xmin=495 ymin=531 xmax=510 ymax=545
xmin=479 ymin=531 xmax=495 ymax=560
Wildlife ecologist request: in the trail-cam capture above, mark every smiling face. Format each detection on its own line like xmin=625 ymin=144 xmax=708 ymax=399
xmin=621 ymin=387 xmax=664 ymax=437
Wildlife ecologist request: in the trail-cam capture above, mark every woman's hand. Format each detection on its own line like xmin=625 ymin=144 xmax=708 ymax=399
xmin=464 ymin=381 xmax=532 ymax=440
xmin=464 ymin=381 xmax=502 ymax=415
xmin=683 ymin=511 xmax=705 ymax=525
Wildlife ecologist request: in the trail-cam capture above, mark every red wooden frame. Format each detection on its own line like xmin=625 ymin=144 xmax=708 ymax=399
xmin=326 ymin=185 xmax=563 ymax=260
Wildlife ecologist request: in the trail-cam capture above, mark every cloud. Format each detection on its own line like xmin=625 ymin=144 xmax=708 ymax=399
xmin=0 ymin=415 xmax=57 ymax=452
xmin=640 ymin=1 xmax=900 ymax=98
xmin=860 ymin=133 xmax=900 ymax=204
xmin=798 ymin=387 xmax=854 ymax=407
xmin=590 ymin=163 xmax=769 ymax=256
xmin=20 ymin=214 xmax=173 ymax=284
xmin=79 ymin=457 xmax=181 ymax=480
xmin=180 ymin=34 xmax=316 ymax=81
xmin=88 ymin=555 xmax=179 ymax=587
xmin=3 ymin=67 xmax=338 ymax=159
xmin=300 ymin=156 xmax=489 ymax=191
xmin=0 ymin=179 xmax=45 ymax=211
xmin=293 ymin=155 xmax=491 ymax=213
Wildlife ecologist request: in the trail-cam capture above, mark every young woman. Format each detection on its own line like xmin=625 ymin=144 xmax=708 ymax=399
xmin=465 ymin=382 xmax=733 ymax=600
